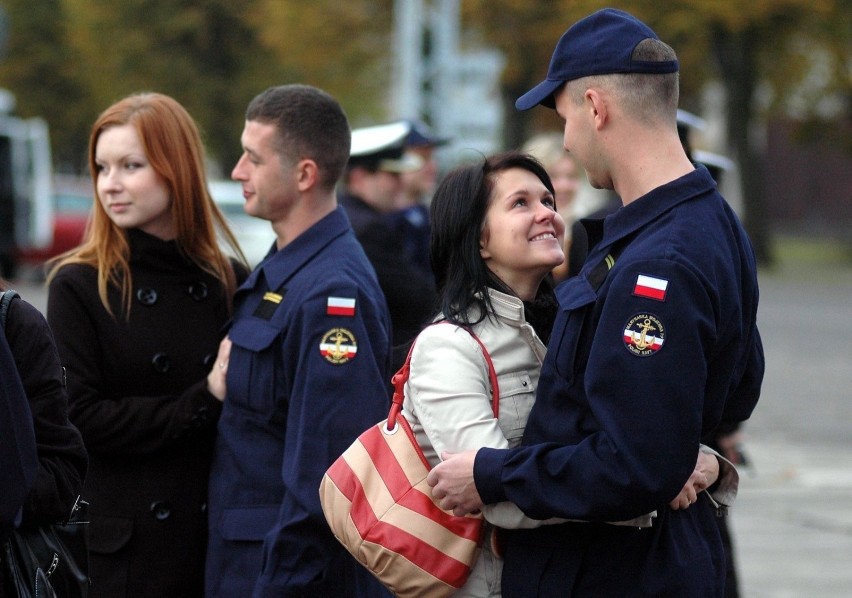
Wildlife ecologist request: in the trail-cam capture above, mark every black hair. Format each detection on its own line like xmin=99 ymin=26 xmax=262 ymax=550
xmin=246 ymin=84 xmax=351 ymax=191
xmin=430 ymin=151 xmax=556 ymax=329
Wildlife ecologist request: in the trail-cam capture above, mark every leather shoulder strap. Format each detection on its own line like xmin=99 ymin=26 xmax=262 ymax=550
xmin=389 ymin=322 xmax=500 ymax=428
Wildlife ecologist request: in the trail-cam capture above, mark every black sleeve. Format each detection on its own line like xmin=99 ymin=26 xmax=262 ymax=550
xmin=0 ymin=316 xmax=37 ymax=541
xmin=6 ymin=296 xmax=88 ymax=526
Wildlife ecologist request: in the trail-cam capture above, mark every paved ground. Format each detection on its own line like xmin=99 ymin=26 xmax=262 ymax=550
xmin=8 ymin=240 xmax=852 ymax=597
xmin=731 ymin=250 xmax=852 ymax=597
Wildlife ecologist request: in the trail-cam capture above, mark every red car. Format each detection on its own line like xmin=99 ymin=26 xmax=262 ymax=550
xmin=13 ymin=180 xmax=91 ymax=275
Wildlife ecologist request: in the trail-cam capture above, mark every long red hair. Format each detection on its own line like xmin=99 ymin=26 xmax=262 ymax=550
xmin=48 ymin=92 xmax=247 ymax=317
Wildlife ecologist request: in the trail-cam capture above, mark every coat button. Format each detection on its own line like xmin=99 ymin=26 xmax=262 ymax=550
xmin=151 ymin=353 xmax=171 ymax=373
xmin=203 ymin=353 xmax=215 ymax=369
xmin=187 ymin=282 xmax=208 ymax=301
xmin=150 ymin=501 xmax=171 ymax=521
xmin=136 ymin=288 xmax=158 ymax=305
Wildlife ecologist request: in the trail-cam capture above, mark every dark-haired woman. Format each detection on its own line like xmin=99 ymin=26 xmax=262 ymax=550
xmin=402 ymin=153 xmax=736 ymax=597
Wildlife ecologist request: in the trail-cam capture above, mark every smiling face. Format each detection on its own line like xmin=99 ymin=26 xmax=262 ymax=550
xmin=95 ymin=124 xmax=174 ymax=239
xmin=479 ymin=167 xmax=566 ymax=298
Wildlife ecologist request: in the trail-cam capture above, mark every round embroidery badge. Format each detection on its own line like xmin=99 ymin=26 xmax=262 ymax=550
xmin=623 ymin=314 xmax=666 ymax=357
xmin=320 ymin=328 xmax=358 ymax=364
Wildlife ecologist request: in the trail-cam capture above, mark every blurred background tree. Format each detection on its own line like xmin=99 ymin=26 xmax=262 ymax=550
xmin=462 ymin=0 xmax=851 ymax=263
xmin=0 ymin=0 xmax=848 ymax=263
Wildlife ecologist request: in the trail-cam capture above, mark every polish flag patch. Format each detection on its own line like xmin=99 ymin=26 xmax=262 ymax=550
xmin=632 ymin=275 xmax=668 ymax=301
xmin=327 ymin=296 xmax=356 ymax=316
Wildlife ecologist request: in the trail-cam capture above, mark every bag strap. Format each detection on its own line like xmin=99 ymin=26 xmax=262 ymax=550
xmin=0 ymin=290 xmax=18 ymax=329
xmin=387 ymin=323 xmax=499 ymax=431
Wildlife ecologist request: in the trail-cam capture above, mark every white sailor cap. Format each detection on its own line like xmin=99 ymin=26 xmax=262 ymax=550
xmin=693 ymin=149 xmax=735 ymax=184
xmin=676 ymin=109 xmax=707 ymax=132
xmin=349 ymin=122 xmax=423 ymax=173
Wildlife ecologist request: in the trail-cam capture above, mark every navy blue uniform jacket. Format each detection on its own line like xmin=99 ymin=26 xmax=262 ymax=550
xmin=475 ymin=167 xmax=764 ymax=596
xmin=206 ymin=207 xmax=393 ymax=597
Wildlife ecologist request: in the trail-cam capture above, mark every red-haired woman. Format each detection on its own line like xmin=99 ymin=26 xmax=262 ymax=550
xmin=47 ymin=92 xmax=248 ymax=597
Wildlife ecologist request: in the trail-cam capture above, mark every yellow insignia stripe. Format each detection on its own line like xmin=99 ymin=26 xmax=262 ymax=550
xmin=263 ymin=292 xmax=283 ymax=304
xmin=605 ymin=254 xmax=616 ymax=270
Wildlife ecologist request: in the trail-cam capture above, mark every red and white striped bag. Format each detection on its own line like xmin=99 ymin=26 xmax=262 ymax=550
xmin=320 ymin=326 xmax=498 ymax=597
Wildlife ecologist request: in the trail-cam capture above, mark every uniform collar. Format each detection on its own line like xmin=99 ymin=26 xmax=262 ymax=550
xmin=586 ymin=165 xmax=716 ymax=252
xmin=240 ymin=206 xmax=352 ymax=292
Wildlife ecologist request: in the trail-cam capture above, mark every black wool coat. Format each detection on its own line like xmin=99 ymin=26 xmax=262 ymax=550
xmin=3 ymin=293 xmax=88 ymax=526
xmin=47 ymin=229 xmax=246 ymax=598
xmin=0 ymin=291 xmax=88 ymax=598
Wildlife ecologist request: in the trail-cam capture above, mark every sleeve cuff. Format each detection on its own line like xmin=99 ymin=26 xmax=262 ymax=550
xmin=473 ymin=447 xmax=509 ymax=505
xmin=700 ymin=444 xmax=739 ymax=506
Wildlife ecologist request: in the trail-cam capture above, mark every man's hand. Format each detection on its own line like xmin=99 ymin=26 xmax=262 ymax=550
xmin=669 ymin=450 xmax=720 ymax=510
xmin=426 ymin=450 xmax=483 ymax=516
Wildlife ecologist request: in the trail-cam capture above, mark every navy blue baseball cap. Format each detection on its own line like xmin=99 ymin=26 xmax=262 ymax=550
xmin=516 ymin=8 xmax=679 ymax=111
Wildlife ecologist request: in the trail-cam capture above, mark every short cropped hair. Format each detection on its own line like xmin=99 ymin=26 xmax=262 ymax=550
xmin=246 ymin=84 xmax=351 ymax=191
xmin=566 ymin=38 xmax=679 ymax=123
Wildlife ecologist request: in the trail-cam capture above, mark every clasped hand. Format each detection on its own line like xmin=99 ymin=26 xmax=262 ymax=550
xmin=429 ymin=449 xmax=721 ymax=516
xmin=426 ymin=450 xmax=482 ymax=516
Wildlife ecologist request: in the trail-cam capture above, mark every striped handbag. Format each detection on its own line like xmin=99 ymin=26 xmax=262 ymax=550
xmin=319 ymin=326 xmax=498 ymax=597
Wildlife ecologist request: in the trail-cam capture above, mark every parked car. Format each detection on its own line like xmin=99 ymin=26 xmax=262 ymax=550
xmin=10 ymin=178 xmax=272 ymax=277
xmin=208 ymin=180 xmax=274 ymax=268
xmin=13 ymin=177 xmax=91 ymax=275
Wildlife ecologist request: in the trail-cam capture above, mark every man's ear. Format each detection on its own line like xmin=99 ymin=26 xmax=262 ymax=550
xmin=586 ymin=89 xmax=608 ymax=130
xmin=297 ymin=159 xmax=319 ymax=191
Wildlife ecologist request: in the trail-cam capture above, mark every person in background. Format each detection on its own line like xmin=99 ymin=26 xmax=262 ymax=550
xmin=691 ymin=144 xmax=747 ymax=598
xmin=0 ymin=283 xmax=87 ymax=521
xmin=394 ymin=118 xmax=450 ymax=273
xmin=521 ymin=132 xmax=584 ymax=282
xmin=0 ymin=307 xmax=37 ymax=547
xmin=406 ymin=153 xmax=736 ymax=598
xmin=204 ymin=84 xmax=393 ymax=597
xmin=428 ymin=9 xmax=764 ymax=596
xmin=339 ymin=122 xmax=437 ymax=372
xmin=46 ymin=92 xmax=248 ymax=597
xmin=0 ymin=283 xmax=88 ymax=593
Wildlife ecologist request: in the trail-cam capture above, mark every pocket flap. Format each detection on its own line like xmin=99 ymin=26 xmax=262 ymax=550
xmin=219 ymin=506 xmax=279 ymax=541
xmin=88 ymin=515 xmax=133 ymax=554
xmin=496 ymin=371 xmax=533 ymax=397
xmin=229 ymin=319 xmax=280 ymax=352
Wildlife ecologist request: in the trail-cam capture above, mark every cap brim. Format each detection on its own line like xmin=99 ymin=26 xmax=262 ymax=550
xmin=378 ymin=153 xmax=423 ymax=174
xmin=515 ymin=79 xmax=565 ymax=111
xmin=408 ymin=136 xmax=451 ymax=148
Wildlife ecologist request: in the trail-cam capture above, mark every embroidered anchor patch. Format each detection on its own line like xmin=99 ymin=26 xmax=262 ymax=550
xmin=320 ymin=328 xmax=358 ymax=364
xmin=623 ymin=313 xmax=665 ymax=357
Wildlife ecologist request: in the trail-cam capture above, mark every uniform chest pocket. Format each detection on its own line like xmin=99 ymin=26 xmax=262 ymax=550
xmin=551 ymin=278 xmax=598 ymax=386
xmin=496 ymin=371 xmax=535 ymax=447
xmin=227 ymin=319 xmax=282 ymax=414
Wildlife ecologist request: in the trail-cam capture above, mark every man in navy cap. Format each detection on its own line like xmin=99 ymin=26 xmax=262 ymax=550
xmin=340 ymin=122 xmax=438 ymax=373
xmin=428 ymin=8 xmax=764 ymax=596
